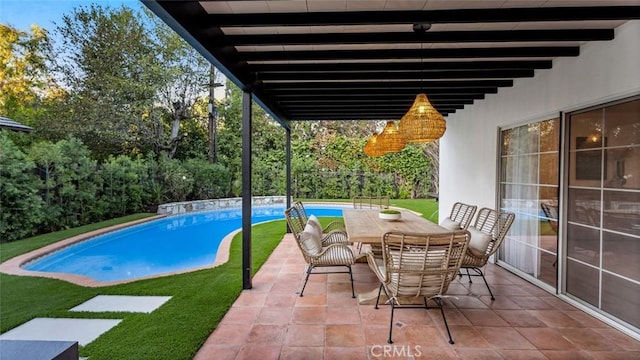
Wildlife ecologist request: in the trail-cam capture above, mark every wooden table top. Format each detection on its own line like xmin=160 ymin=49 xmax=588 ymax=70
xmin=343 ymin=209 xmax=447 ymax=244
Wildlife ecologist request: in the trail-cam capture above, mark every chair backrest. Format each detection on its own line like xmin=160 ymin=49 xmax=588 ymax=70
xmin=380 ymin=231 xmax=470 ymax=299
xmin=472 ymin=208 xmax=515 ymax=258
xmin=448 ymin=202 xmax=477 ymax=230
xmin=285 ymin=205 xmax=306 ymax=239
xmin=353 ymin=196 xmax=390 ymax=209
xmin=293 ymin=201 xmax=309 ymax=225
xmin=540 ymin=202 xmax=558 ymax=233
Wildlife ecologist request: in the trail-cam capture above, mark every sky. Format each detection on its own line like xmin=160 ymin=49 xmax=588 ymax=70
xmin=0 ymin=0 xmax=142 ymax=32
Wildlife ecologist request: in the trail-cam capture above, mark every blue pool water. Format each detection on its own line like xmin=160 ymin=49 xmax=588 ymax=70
xmin=23 ymin=205 xmax=346 ymax=282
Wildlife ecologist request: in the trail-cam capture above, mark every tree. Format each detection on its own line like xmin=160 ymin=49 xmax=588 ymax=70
xmin=0 ymin=24 xmax=59 ymax=131
xmin=144 ymin=9 xmax=212 ymax=158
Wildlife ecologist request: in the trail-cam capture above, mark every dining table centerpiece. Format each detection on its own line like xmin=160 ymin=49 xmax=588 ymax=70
xmin=379 ymin=209 xmax=401 ymax=221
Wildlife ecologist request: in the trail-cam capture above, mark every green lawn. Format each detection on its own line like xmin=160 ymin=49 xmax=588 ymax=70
xmin=0 ymin=199 xmax=440 ymax=359
xmin=299 ymin=198 xmax=440 ymax=222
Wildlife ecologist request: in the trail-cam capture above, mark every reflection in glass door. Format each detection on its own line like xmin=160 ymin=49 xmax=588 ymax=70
xmin=565 ymin=98 xmax=640 ymax=331
xmin=498 ymin=118 xmax=560 ymax=288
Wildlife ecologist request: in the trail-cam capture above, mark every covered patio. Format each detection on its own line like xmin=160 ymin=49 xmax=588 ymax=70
xmin=141 ymin=0 xmax=640 ymax=354
xmin=194 ymin=233 xmax=640 ymax=359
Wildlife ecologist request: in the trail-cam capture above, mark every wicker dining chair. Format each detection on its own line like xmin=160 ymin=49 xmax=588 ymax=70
xmin=440 ymin=202 xmax=477 ymax=231
xmin=459 ymin=208 xmax=515 ymax=300
xmin=367 ymin=230 xmax=470 ymax=344
xmin=285 ymin=206 xmax=355 ymax=297
xmin=293 ymin=201 xmax=346 ymax=233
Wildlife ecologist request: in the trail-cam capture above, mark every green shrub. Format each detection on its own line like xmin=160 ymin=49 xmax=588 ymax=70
xmin=0 ymin=133 xmax=44 ymax=242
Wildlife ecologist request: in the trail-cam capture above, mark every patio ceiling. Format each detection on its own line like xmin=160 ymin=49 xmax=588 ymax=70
xmin=142 ymin=1 xmax=640 ymax=126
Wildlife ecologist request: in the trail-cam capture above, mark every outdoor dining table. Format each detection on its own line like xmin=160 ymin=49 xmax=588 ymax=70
xmin=342 ymin=209 xmax=448 ymax=244
xmin=342 ymin=209 xmax=449 ymax=304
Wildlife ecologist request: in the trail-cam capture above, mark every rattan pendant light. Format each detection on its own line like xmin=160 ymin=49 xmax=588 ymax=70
xmin=398 ymin=93 xmax=446 ymax=143
xmin=398 ymin=23 xmax=446 ymax=143
xmin=377 ymin=121 xmax=406 ymax=153
xmin=363 ymin=133 xmax=385 ymax=157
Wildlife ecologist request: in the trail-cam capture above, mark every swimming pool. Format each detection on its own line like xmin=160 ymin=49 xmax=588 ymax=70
xmin=22 ymin=204 xmax=347 ymax=283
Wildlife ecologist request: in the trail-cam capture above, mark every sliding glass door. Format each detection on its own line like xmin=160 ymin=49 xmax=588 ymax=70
xmin=565 ymin=97 xmax=640 ymax=329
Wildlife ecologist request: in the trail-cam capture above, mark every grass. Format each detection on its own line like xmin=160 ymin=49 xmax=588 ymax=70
xmin=0 ymin=199 xmax=440 ymax=359
xmin=300 ymin=198 xmax=440 ymax=222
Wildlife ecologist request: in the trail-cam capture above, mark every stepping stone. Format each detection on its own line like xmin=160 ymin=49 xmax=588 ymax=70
xmin=0 ymin=318 xmax=121 ymax=347
xmin=70 ymin=295 xmax=171 ymax=313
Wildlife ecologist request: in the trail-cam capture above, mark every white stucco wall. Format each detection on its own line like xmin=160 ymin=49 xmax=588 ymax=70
xmin=439 ymin=20 xmax=640 ymax=219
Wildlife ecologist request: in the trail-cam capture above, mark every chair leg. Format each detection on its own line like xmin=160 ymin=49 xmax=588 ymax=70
xmin=374 ymin=283 xmax=383 ymax=309
xmin=466 ymin=268 xmax=472 ymax=283
xmin=299 ymin=264 xmax=313 ymax=297
xmin=435 ymin=297 xmax=454 ymax=344
xmin=348 ymin=265 xmax=355 ymax=298
xmin=387 ymin=298 xmax=396 ymax=344
xmin=476 ymin=267 xmax=495 ymax=300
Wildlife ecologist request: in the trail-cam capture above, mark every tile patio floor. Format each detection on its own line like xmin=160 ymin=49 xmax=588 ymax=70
xmin=195 ymin=234 xmax=640 ymax=360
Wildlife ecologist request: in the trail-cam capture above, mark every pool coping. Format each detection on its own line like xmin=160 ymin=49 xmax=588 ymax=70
xmin=0 ymin=214 xmax=239 ymax=287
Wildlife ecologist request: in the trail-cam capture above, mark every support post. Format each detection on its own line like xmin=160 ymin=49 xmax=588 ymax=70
xmin=285 ymin=127 xmax=292 ymax=233
xmin=242 ymin=91 xmax=252 ymax=290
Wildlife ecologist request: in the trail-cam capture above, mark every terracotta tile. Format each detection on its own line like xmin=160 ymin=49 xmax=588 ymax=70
xmin=593 ymin=328 xmax=640 ymax=351
xmin=326 ymin=306 xmax=362 ymax=324
xmin=402 ymin=325 xmax=450 ymax=348
xmin=302 ymin=280 xmax=328 ymax=295
xmin=508 ymin=296 xmax=556 ymax=310
xmin=494 ymin=310 xmax=547 ymax=327
xmin=527 ymin=310 xmax=583 ymax=328
xmin=280 ymin=346 xmax=324 ymax=360
xmin=445 ymin=325 xmax=491 ymax=348
xmin=541 ymin=350 xmax=594 ymax=359
xmin=235 ymin=345 xmax=281 ymax=360
xmin=295 ymin=294 xmax=327 ymax=306
xmin=205 ymin=324 xmax=251 ymax=345
xmin=479 ymin=295 xmax=523 ymax=309
xmin=566 ymin=311 xmax=612 ymax=329
xmin=477 ymin=326 xmax=536 ymax=349
xmin=561 ymin=328 xmax=622 ymax=351
xmin=220 ymin=306 xmax=259 ymax=325
xmin=515 ymin=327 xmax=578 ymax=350
xmin=428 ymin=307 xmax=473 ymax=326
xmin=246 ymin=324 xmax=287 ymax=344
xmin=448 ymin=295 xmax=490 ymax=309
xmin=256 ymin=306 xmax=293 ymax=324
xmin=325 ymin=346 xmax=368 ymax=360
xmin=359 ymin=305 xmax=393 ymax=325
xmin=490 ymin=284 xmax=533 ymax=296
xmin=540 ymin=296 xmax=580 ymax=311
xmin=521 ymin=284 xmax=553 ymax=297
xmin=585 ymin=351 xmax=640 ymax=360
xmin=326 ymin=324 xmax=366 ymax=347
xmin=391 ymin=307 xmax=433 ymax=326
xmin=364 ymin=325 xmax=395 ymax=346
xmin=193 ymin=345 xmax=239 ymax=360
xmin=292 ymin=306 xmax=327 ymax=324
xmin=264 ymin=293 xmax=297 ymax=307
xmin=459 ymin=309 xmax=510 ymax=327
xmin=455 ymin=348 xmax=503 ymax=359
xmin=326 ymin=272 xmax=352 ymax=283
xmin=234 ymin=291 xmax=267 ymax=307
xmin=327 ymin=281 xmax=355 ymax=296
xmin=327 ymin=292 xmax=359 ymax=307
xmin=496 ymin=349 xmax=549 ymax=359
xmin=284 ymin=324 xmax=325 ymax=346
